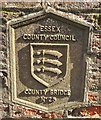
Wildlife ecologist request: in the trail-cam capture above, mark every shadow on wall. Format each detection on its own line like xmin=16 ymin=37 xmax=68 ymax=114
xmin=68 ymin=42 xmax=85 ymax=102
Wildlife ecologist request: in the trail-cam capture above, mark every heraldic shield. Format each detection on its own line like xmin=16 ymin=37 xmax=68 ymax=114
xmin=30 ymin=43 xmax=69 ymax=87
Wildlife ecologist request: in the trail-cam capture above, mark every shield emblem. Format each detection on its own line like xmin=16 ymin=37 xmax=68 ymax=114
xmin=30 ymin=43 xmax=69 ymax=87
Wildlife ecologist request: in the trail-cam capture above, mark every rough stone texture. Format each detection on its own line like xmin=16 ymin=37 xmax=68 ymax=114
xmin=0 ymin=1 xmax=101 ymax=119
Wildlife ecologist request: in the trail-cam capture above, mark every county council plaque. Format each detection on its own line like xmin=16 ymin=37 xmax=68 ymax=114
xmin=7 ymin=8 xmax=92 ymax=112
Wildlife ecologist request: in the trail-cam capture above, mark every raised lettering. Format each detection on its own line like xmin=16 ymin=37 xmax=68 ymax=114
xmin=40 ymin=25 xmax=44 ymax=31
